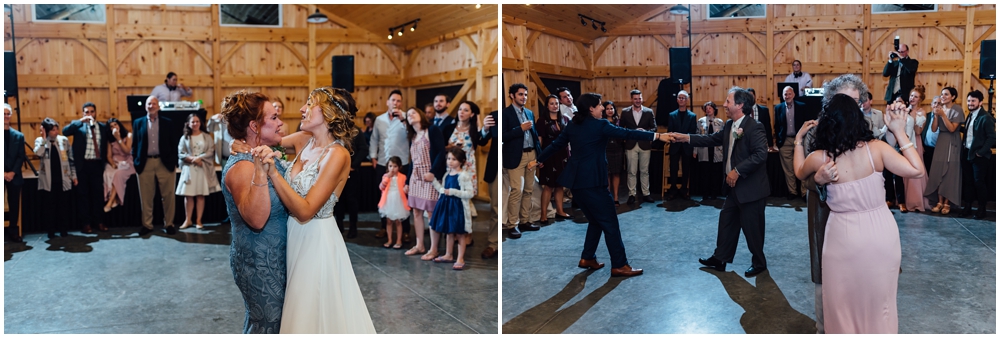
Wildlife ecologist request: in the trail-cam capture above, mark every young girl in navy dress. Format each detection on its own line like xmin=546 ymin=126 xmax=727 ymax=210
xmin=378 ymin=156 xmax=410 ymax=249
xmin=428 ymin=146 xmax=476 ymax=270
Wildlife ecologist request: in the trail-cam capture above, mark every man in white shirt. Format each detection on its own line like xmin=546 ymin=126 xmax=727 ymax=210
xmin=784 ymin=60 xmax=812 ymax=96
xmin=369 ymin=89 xmax=412 ymax=239
xmin=619 ymin=89 xmax=656 ymax=204
xmin=150 ymin=72 xmax=193 ymax=102
xmin=556 ymin=87 xmax=577 ymax=120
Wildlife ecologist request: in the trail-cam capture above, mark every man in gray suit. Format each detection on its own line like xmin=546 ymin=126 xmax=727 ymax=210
xmin=670 ymin=87 xmax=770 ymax=277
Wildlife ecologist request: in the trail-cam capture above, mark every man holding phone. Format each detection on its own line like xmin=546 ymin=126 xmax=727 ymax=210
xmin=882 ymin=38 xmax=919 ymax=102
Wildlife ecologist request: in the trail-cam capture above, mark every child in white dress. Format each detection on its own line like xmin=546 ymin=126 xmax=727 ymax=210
xmin=378 ymin=156 xmax=410 ymax=249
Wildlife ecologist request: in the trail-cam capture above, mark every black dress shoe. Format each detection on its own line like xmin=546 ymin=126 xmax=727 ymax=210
xmin=974 ymin=210 xmax=988 ymax=220
xmin=165 ymin=226 xmax=177 ymax=235
xmin=626 ymin=195 xmax=636 ymax=205
xmin=642 ymin=195 xmax=655 ymax=203
xmin=60 ymin=231 xmax=68 ymax=237
xmin=47 ymin=232 xmax=57 ymax=239
xmin=745 ymin=266 xmax=767 ymax=277
xmin=698 ymin=256 xmax=726 ymax=271
xmin=959 ymin=208 xmax=974 ymax=218
xmin=138 ymin=227 xmax=153 ymax=236
xmin=507 ymin=227 xmax=522 ymax=239
xmin=517 ymin=222 xmax=540 ymax=231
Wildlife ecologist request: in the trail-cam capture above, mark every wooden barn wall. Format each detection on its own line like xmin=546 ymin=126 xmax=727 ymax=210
xmin=5 ymin=5 xmax=498 ymax=199
xmin=503 ymin=4 xmax=996 ymax=123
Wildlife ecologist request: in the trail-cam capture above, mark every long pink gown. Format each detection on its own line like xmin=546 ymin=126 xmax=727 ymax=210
xmin=822 ymin=143 xmax=900 ymax=334
xmin=903 ymin=136 xmax=929 ymax=211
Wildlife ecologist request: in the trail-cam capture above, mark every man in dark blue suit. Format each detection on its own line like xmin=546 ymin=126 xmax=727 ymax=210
xmin=431 ymin=93 xmax=457 ymax=141
xmin=538 ymin=92 xmax=671 ymax=277
xmin=502 ymin=83 xmax=541 ymax=239
xmin=132 ymin=96 xmax=180 ymax=236
xmin=666 ymin=90 xmax=698 ymax=199
xmin=4 ymin=104 xmax=27 ymax=243
xmin=63 ymin=102 xmax=111 ymax=233
xmin=671 ymin=87 xmax=771 ymax=278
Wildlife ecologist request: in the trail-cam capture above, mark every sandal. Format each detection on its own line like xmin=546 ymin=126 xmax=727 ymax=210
xmin=941 ymin=204 xmax=951 ymax=215
xmin=452 ymin=262 xmax=466 ymax=270
xmin=931 ymin=203 xmax=942 ymax=213
xmin=383 ymin=242 xmax=393 ymax=249
xmin=393 ymin=243 xmax=403 ymax=249
xmin=433 ymin=256 xmax=456 ymax=263
xmin=179 ymin=222 xmax=192 ymax=229
xmin=196 ymin=224 xmax=204 ymax=230
xmin=405 ymin=247 xmax=426 ymax=256
xmin=420 ymin=252 xmax=437 ymax=261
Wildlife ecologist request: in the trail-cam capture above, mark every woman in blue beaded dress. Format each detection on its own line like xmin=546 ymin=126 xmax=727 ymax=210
xmin=220 ymin=90 xmax=289 ymax=333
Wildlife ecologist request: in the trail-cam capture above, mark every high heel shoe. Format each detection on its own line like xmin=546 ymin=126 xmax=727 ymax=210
xmin=931 ymin=203 xmax=942 ymax=213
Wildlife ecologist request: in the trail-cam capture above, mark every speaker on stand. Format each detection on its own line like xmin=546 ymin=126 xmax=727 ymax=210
xmin=332 ymin=55 xmax=355 ymax=93
xmin=669 ymin=47 xmax=693 ymax=112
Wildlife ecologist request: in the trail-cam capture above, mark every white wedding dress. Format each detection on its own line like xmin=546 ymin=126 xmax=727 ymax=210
xmin=279 ymin=140 xmax=376 ymax=334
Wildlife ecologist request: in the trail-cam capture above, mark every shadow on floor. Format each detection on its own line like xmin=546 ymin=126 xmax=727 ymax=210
xmin=502 ymin=269 xmax=625 ymax=334
xmin=701 ymin=267 xmax=815 ymax=334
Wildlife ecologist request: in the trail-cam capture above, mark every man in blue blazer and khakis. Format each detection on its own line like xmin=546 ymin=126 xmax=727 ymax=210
xmin=502 ymin=83 xmax=541 ymax=239
xmin=132 ymin=96 xmax=180 ymax=236
xmin=670 ymin=87 xmax=770 ymax=278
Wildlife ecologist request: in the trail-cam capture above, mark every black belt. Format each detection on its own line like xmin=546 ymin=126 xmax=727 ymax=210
xmin=523 ymin=147 xmax=535 ymax=152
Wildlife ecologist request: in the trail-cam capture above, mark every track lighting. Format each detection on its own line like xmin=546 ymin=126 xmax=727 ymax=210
xmin=387 ymin=18 xmax=420 ymax=40
xmin=578 ymin=14 xmax=607 ymax=32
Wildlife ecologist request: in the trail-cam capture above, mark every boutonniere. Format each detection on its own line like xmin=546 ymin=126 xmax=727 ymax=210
xmin=733 ymin=128 xmax=744 ymax=140
xmin=270 ymin=146 xmax=288 ymax=161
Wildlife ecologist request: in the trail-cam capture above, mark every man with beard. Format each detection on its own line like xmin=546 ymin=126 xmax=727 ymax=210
xmin=431 ymin=93 xmax=456 ymax=140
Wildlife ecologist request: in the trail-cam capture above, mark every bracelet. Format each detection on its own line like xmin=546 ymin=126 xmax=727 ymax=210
xmin=251 ymin=175 xmax=268 ymax=187
xmin=794 ymin=140 xmax=802 ymax=146
xmin=899 ymin=142 xmax=915 ymax=151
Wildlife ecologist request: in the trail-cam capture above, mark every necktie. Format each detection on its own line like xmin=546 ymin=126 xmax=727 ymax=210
xmin=434 ymin=117 xmax=442 ymax=126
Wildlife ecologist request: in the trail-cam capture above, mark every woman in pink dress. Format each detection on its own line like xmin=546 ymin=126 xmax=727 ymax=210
xmin=903 ymin=86 xmax=929 ymax=212
xmin=103 ymin=118 xmax=136 ymax=212
xmin=794 ymin=94 xmax=925 ymax=334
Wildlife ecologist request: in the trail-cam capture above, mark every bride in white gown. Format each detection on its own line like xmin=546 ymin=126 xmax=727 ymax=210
xmin=252 ymin=87 xmax=376 ymax=334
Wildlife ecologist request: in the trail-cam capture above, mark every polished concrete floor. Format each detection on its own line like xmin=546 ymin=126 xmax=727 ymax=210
xmin=501 ymin=196 xmax=996 ymax=334
xmin=4 ymin=201 xmax=497 ymax=334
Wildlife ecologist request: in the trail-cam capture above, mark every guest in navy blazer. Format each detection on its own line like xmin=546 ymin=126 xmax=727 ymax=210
xmin=63 ymin=102 xmax=112 ymax=233
xmin=666 ymin=91 xmax=698 ymax=199
xmin=4 ymin=104 xmax=27 ymax=243
xmin=430 ymin=93 xmax=457 ymax=141
xmin=501 ymin=83 xmax=542 ymax=239
xmin=538 ymin=92 xmax=671 ymax=277
xmin=132 ymin=96 xmax=180 ymax=235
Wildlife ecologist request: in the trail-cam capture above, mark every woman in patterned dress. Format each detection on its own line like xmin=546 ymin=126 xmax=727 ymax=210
xmin=448 ymin=101 xmax=490 ymax=219
xmin=403 ymin=107 xmax=447 ymax=259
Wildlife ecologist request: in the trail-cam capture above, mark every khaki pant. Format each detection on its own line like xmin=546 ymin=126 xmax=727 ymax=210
xmin=502 ymin=150 xmax=535 ymax=229
xmin=139 ymin=158 xmax=177 ymax=229
xmin=487 ymin=179 xmax=498 ymax=250
xmin=780 ymin=137 xmax=806 ymax=196
xmin=625 ymin=144 xmax=651 ymax=196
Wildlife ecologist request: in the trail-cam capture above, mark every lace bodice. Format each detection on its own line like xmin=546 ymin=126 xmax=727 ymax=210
xmin=283 ymin=138 xmax=344 ymax=220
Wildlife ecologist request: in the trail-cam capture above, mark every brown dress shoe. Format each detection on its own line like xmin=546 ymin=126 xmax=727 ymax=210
xmin=578 ymin=258 xmax=605 ymax=270
xmin=481 ymin=247 xmax=497 ymax=259
xmin=98 ymin=224 xmax=109 ymax=232
xmin=82 ymin=225 xmax=94 ymax=234
xmin=610 ymin=264 xmax=643 ymax=277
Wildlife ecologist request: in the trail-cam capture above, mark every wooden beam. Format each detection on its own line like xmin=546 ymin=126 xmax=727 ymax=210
xmin=375 ymin=43 xmax=402 ymax=73
xmin=484 ymin=64 xmax=499 ymax=77
xmin=610 ymin=19 xmax=768 ymax=36
xmin=502 ymin=57 xmax=524 ymax=71
xmin=105 ymin=5 xmax=119 ymax=118
xmin=14 ymin=38 xmax=34 ymax=56
xmin=741 ymin=32 xmax=765 ymax=58
xmin=485 ymin=34 xmax=500 ymax=65
xmin=18 ymin=75 xmax=110 ymax=88
xmin=963 ymin=7 xmax=975 ymax=97
xmin=652 ymin=35 xmax=671 ymax=50
xmin=459 ymin=35 xmax=479 ymax=60
xmin=403 ymin=47 xmax=421 ymax=75
xmin=113 ymin=4 xmax=211 ymax=12
xmin=863 ymin=5 xmax=872 ymax=87
xmin=114 ymin=24 xmax=212 ymax=41
xmin=973 ymin=25 xmax=996 ymax=54
xmin=116 ymin=39 xmax=145 ymax=69
xmin=403 ymin=19 xmax=498 ymax=52
xmin=528 ymin=71 xmax=550 ymax=98
xmin=594 ymin=66 xmax=670 ymax=77
xmin=313 ymin=28 xmax=383 ymax=43
xmin=627 ymin=5 xmax=671 ymax=24
xmin=220 ymin=41 xmax=246 ymax=65
xmin=574 ymin=41 xmax=591 ymax=71
xmin=593 ymin=36 xmax=618 ymax=63
xmin=183 ymin=40 xmax=213 ymax=69
xmin=212 ymin=4 xmax=221 ymax=110
xmin=12 ymin=22 xmax=107 ymax=39
xmin=299 ymin=5 xmax=364 ymax=30
xmin=308 ymin=5 xmax=317 ymax=91
xmin=531 ymin=62 xmax=595 ymax=79
xmin=691 ymin=34 xmax=708 ymax=50
xmin=114 ymin=75 xmax=215 ymax=87
xmin=773 ymin=31 xmax=799 ymax=55
xmin=502 ymin=24 xmax=522 ymax=60
xmin=871 ymin=11 xmax=973 ymax=29
xmin=866 ymin=60 xmax=970 ymax=73
xmin=446 ymin=78 xmax=476 ymax=116
xmin=766 ymin=8 xmax=774 ymax=107
xmin=315 ymin=43 xmax=340 ymax=68
xmin=935 ymin=26 xmax=965 ymax=57
xmin=868 ymin=29 xmax=897 ymax=59
xmin=502 ymin=14 xmax=591 ymax=45
xmin=835 ymin=29 xmax=863 ymax=56
xmin=524 ymin=30 xmax=541 ymax=53
xmin=402 ymin=68 xmax=477 ymax=87
xmin=772 ymin=15 xmax=863 ymax=31
xmin=74 ymin=38 xmax=108 ymax=68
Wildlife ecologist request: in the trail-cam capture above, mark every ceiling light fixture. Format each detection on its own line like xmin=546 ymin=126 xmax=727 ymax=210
xmin=476 ymin=4 xmax=481 ymax=9
xmin=578 ymin=14 xmax=607 ymax=32
xmin=307 ymin=9 xmax=328 ymax=24
xmin=387 ymin=18 xmax=420 ymax=40
xmin=387 ymin=28 xmax=393 ymax=40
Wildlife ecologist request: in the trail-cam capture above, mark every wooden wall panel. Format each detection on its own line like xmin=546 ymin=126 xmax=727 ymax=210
xmin=407 ymin=39 xmax=474 ymax=78
xmin=525 ymin=33 xmax=586 ymax=68
xmin=594 ymin=35 xmax=671 ymax=67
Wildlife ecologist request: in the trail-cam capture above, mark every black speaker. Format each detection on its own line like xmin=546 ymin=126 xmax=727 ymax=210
xmin=5 ymin=51 xmax=18 ymax=97
xmin=669 ymin=48 xmax=691 ymax=85
xmin=331 ymin=55 xmax=355 ymax=92
xmin=656 ymin=78 xmax=683 ymax=127
xmin=980 ymin=40 xmax=995 ymax=80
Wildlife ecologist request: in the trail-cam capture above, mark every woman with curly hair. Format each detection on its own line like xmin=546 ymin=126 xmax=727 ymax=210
xmin=251 ymin=87 xmax=376 ymax=333
xmin=794 ymin=94 xmax=925 ymax=333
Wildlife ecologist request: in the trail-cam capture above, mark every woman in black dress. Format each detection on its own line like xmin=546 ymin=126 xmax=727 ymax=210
xmin=603 ymin=101 xmax=625 ymax=206
xmin=536 ymin=94 xmax=571 ymax=224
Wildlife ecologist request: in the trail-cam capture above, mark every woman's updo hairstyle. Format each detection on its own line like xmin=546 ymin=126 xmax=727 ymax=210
xmin=309 ymin=86 xmax=360 ymax=154
xmin=222 ymin=90 xmax=271 ymax=141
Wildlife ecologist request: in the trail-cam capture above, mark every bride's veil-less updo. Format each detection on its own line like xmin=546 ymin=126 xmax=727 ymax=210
xmin=307 ymin=86 xmax=360 ymax=154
